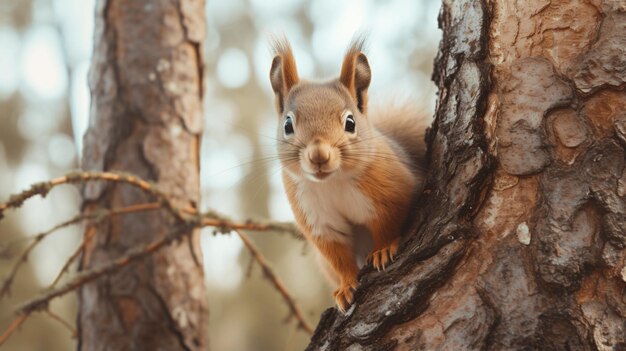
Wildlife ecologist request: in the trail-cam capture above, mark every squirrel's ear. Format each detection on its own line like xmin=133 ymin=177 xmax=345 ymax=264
xmin=270 ymin=39 xmax=299 ymax=114
xmin=339 ymin=42 xmax=371 ymax=113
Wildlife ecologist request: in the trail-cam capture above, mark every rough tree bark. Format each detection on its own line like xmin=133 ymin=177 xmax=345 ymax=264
xmin=307 ymin=0 xmax=626 ymax=350
xmin=78 ymin=1 xmax=208 ymax=350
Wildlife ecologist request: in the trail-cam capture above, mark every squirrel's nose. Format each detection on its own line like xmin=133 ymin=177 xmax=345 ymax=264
xmin=307 ymin=143 xmax=331 ymax=166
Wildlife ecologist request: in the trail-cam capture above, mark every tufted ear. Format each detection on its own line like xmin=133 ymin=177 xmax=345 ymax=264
xmin=339 ymin=38 xmax=371 ymax=113
xmin=270 ymin=38 xmax=299 ymax=114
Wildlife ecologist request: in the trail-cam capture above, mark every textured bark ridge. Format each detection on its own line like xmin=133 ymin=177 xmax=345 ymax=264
xmin=307 ymin=1 xmax=626 ymax=350
xmin=78 ymin=1 xmax=208 ymax=350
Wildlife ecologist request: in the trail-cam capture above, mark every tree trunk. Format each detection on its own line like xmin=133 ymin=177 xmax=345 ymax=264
xmin=78 ymin=1 xmax=208 ymax=350
xmin=307 ymin=0 xmax=626 ymax=350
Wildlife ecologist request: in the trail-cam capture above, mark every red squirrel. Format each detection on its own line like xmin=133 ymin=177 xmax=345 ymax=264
xmin=269 ymin=37 xmax=427 ymax=312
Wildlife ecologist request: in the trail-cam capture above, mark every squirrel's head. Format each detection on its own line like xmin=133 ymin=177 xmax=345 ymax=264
xmin=269 ymin=37 xmax=373 ymax=182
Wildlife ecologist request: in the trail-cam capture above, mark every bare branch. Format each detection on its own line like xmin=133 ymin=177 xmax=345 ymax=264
xmin=0 ymin=171 xmax=186 ymax=221
xmin=0 ymin=171 xmax=308 ymax=344
xmin=199 ymin=213 xmax=301 ymax=240
xmin=1 ymin=206 xmax=302 ymax=313
xmin=0 ymin=313 xmax=28 ymax=347
xmin=49 ymin=240 xmax=85 ymax=289
xmin=0 ymin=308 xmax=76 ymax=347
xmin=236 ymin=230 xmax=314 ymax=335
xmin=48 ymin=203 xmax=163 ymax=288
xmin=1 ymin=203 xmax=165 ymax=297
xmin=16 ymin=224 xmax=191 ymax=316
xmin=1 ymin=215 xmax=85 ymax=297
xmin=9 ymin=216 xmax=304 ymax=316
xmin=45 ymin=309 xmax=77 ymax=338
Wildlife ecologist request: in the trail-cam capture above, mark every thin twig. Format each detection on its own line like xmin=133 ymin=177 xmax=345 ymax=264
xmin=2 ymin=222 xmax=309 ymax=344
xmin=1 ymin=203 xmax=165 ymax=297
xmin=1 ymin=225 xmax=189 ymax=346
xmin=45 ymin=309 xmax=77 ymax=338
xmin=1 ymin=215 xmax=85 ymax=297
xmin=0 ymin=171 xmax=308 ymax=344
xmin=50 ymin=234 xmax=88 ymax=289
xmin=0 ymin=171 xmax=186 ymax=221
xmin=0 ymin=313 xmax=28 ymax=347
xmin=199 ymin=215 xmax=301 ymax=240
xmin=2 ymin=206 xmax=302 ymax=313
xmin=236 ymin=230 xmax=313 ymax=335
xmin=48 ymin=203 xmax=163 ymax=288
xmin=16 ymin=225 xmax=191 ymax=316
xmin=12 ymin=215 xmax=302 ymax=316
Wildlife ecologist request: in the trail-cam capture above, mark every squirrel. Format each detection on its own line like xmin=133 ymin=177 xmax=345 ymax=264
xmin=269 ymin=37 xmax=427 ymax=312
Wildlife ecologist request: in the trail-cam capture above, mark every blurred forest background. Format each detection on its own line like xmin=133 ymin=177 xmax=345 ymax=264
xmin=0 ymin=0 xmax=440 ymax=350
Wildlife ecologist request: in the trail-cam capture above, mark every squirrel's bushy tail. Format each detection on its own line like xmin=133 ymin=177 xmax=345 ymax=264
xmin=370 ymin=102 xmax=430 ymax=172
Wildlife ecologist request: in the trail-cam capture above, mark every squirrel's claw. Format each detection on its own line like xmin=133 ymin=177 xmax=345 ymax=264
xmin=368 ymin=239 xmax=400 ymax=271
xmin=334 ymin=282 xmax=357 ymax=313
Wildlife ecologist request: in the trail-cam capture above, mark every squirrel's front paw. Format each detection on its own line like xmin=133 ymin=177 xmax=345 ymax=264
xmin=333 ymin=281 xmax=357 ymax=313
xmin=367 ymin=238 xmax=399 ymax=271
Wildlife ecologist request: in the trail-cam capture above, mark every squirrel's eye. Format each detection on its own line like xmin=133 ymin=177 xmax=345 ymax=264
xmin=284 ymin=116 xmax=294 ymax=136
xmin=345 ymin=115 xmax=356 ymax=133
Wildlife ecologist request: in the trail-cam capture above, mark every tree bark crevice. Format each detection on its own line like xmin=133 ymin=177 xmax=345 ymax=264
xmin=146 ymin=284 xmax=195 ymax=351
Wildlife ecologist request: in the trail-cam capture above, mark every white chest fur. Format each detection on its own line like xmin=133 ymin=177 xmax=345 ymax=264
xmin=293 ymin=175 xmax=375 ymax=243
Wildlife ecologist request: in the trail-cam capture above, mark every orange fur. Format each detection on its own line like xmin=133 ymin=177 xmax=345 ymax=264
xmin=283 ymin=171 xmax=360 ymax=312
xmin=281 ymin=172 xmax=311 ymax=235
xmin=270 ymin=37 xmax=428 ymax=312
xmin=310 ymin=236 xmax=359 ymax=312
xmin=359 ymin=137 xmax=416 ymax=269
xmin=339 ymin=37 xmax=370 ymax=113
xmin=270 ymin=38 xmax=299 ymax=113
